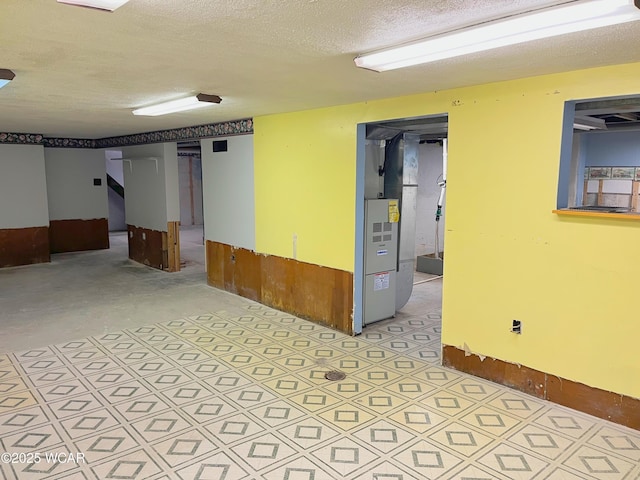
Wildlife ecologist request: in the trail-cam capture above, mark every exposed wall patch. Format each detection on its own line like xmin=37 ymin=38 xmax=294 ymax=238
xmin=443 ymin=344 xmax=640 ymax=430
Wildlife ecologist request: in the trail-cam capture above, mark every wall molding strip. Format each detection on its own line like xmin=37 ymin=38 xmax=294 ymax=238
xmin=0 ymin=118 xmax=253 ymax=149
xmin=0 ymin=133 xmax=44 ymax=145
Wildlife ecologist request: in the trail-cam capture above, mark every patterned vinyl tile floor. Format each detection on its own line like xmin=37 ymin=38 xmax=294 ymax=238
xmin=1 ymin=302 xmax=639 ymax=479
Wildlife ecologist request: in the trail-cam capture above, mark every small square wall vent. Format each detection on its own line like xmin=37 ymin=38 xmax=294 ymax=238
xmin=213 ymin=140 xmax=228 ymax=152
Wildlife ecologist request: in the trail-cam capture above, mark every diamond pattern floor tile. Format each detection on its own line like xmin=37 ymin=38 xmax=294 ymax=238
xmin=507 ymin=423 xmax=576 ymax=460
xmin=204 ymin=413 xmax=266 ymax=446
xmin=151 ymin=429 xmax=218 ymax=468
xmin=388 ymin=402 xmax=449 ymax=434
xmin=427 ymin=421 xmax=496 ymax=458
xmin=562 ymin=444 xmax=637 ymax=479
xmin=392 ymin=438 xmax=464 ymax=478
xmin=261 ymin=455 xmax=338 ymax=480
xmin=587 ymin=425 xmax=640 ymax=462
xmin=317 ymin=403 xmax=377 ymax=432
xmin=178 ymin=396 xmax=238 ymax=424
xmin=231 ymin=432 xmax=299 ymax=473
xmin=74 ymin=426 xmax=140 ymax=463
xmin=6 ymin=446 xmax=82 ymax=480
xmin=2 ymin=423 xmax=64 ymax=453
xmin=477 ymin=443 xmax=552 ymax=480
xmin=311 ymin=436 xmax=381 ymax=478
xmin=277 ymin=418 xmax=341 ymax=450
xmin=130 ymin=410 xmax=193 ymax=442
xmin=175 ymin=449 xmax=249 ymax=480
xmin=89 ymin=449 xmax=163 ymax=480
xmin=59 ymin=408 xmax=121 ymax=440
xmin=352 ymin=419 xmax=418 ymax=454
xmin=1 ymin=294 xmax=637 ymax=480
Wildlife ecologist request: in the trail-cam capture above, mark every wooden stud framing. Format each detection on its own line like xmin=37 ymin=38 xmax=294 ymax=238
xmin=164 ymin=221 xmax=181 ymax=272
xmin=597 ymin=179 xmax=604 ymax=206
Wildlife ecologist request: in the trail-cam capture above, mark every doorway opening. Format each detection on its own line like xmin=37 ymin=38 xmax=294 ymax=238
xmin=177 ymin=141 xmax=205 ymax=273
xmin=354 ymin=114 xmax=448 ymax=335
xmin=103 ymin=143 xmax=206 ymax=275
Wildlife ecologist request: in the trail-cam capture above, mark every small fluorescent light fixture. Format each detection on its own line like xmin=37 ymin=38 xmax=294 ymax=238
xmin=0 ymin=69 xmax=15 ymax=89
xmin=56 ymin=0 xmax=130 ymax=12
xmin=132 ymin=94 xmax=222 ymax=116
xmin=355 ymin=0 xmax=640 ymax=72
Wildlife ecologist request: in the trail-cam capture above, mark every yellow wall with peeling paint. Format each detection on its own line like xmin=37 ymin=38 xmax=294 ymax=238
xmin=254 ymin=62 xmax=640 ymax=399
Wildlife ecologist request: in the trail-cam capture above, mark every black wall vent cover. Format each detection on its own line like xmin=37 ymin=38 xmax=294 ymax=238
xmin=213 ymin=140 xmax=228 ymax=152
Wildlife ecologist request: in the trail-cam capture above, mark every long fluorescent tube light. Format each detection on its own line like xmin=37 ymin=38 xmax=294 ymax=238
xmin=132 ymin=94 xmax=222 ymax=116
xmin=0 ymin=69 xmax=15 ymax=89
xmin=355 ymin=0 xmax=640 ymax=72
xmin=56 ymin=0 xmax=130 ymax=12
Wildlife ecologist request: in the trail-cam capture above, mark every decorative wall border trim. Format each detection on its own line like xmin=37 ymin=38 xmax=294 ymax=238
xmin=95 ymin=118 xmax=253 ymax=148
xmin=0 ymin=118 xmax=253 ymax=149
xmin=43 ymin=138 xmax=96 ymax=148
xmin=0 ymin=132 xmax=44 ymax=145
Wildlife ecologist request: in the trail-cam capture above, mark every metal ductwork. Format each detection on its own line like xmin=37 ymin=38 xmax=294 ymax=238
xmin=384 ymin=133 xmax=420 ymax=310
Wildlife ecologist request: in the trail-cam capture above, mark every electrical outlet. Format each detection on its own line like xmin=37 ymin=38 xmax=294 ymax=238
xmin=511 ymin=320 xmax=522 ymax=334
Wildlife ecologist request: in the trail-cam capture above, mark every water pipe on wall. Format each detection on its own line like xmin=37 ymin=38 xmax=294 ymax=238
xmin=434 ymin=138 xmax=447 ymax=260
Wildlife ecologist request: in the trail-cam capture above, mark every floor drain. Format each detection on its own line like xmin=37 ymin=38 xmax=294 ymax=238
xmin=325 ymin=370 xmax=346 ymax=381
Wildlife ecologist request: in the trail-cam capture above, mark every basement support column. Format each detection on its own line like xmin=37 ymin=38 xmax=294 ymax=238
xmin=121 ymin=142 xmax=181 ymax=272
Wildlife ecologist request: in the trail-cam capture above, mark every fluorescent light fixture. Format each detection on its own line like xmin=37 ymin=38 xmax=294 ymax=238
xmin=574 ymin=115 xmax=607 ymax=130
xmin=56 ymin=0 xmax=130 ymax=12
xmin=132 ymin=94 xmax=222 ymax=116
xmin=355 ymin=0 xmax=640 ymax=72
xmin=0 ymin=69 xmax=15 ymax=89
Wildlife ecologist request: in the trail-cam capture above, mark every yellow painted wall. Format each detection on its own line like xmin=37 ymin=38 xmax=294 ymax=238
xmin=254 ymin=62 xmax=640 ymax=399
xmin=254 ymin=97 xmax=451 ymax=271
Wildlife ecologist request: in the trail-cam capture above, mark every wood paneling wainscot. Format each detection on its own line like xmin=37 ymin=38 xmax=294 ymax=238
xmin=0 ymin=226 xmax=50 ymax=267
xmin=49 ymin=218 xmax=109 ymax=253
xmin=443 ymin=345 xmax=640 ymax=430
xmin=206 ymin=240 xmax=353 ymax=334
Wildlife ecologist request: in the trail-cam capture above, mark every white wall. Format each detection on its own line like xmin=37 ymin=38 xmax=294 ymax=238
xmin=201 ymin=135 xmax=255 ymax=250
xmin=44 ymin=148 xmax=108 ymax=221
xmin=105 ymin=149 xmax=124 ymax=185
xmin=164 ymin=143 xmax=180 ymax=223
xmin=415 ymin=142 xmax=445 ymax=256
xmin=107 ymin=188 xmax=126 ymax=231
xmin=121 ymin=143 xmax=179 ymax=232
xmin=178 ymin=156 xmax=204 ymax=226
xmin=104 ymin=149 xmax=126 ymax=231
xmin=0 ymin=144 xmax=49 ymax=229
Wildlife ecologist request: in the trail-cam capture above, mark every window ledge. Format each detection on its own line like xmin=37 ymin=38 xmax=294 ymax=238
xmin=553 ymin=209 xmax=640 ymax=220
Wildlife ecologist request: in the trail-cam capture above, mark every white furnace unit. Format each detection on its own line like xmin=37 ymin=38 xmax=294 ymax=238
xmin=364 ymin=199 xmax=398 ymax=325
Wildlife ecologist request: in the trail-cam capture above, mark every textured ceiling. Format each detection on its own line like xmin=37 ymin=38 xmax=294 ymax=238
xmin=2 ymin=0 xmax=640 ymax=139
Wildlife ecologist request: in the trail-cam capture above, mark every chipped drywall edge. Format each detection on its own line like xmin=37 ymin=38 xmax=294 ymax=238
xmin=462 ymin=342 xmax=486 ymax=361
